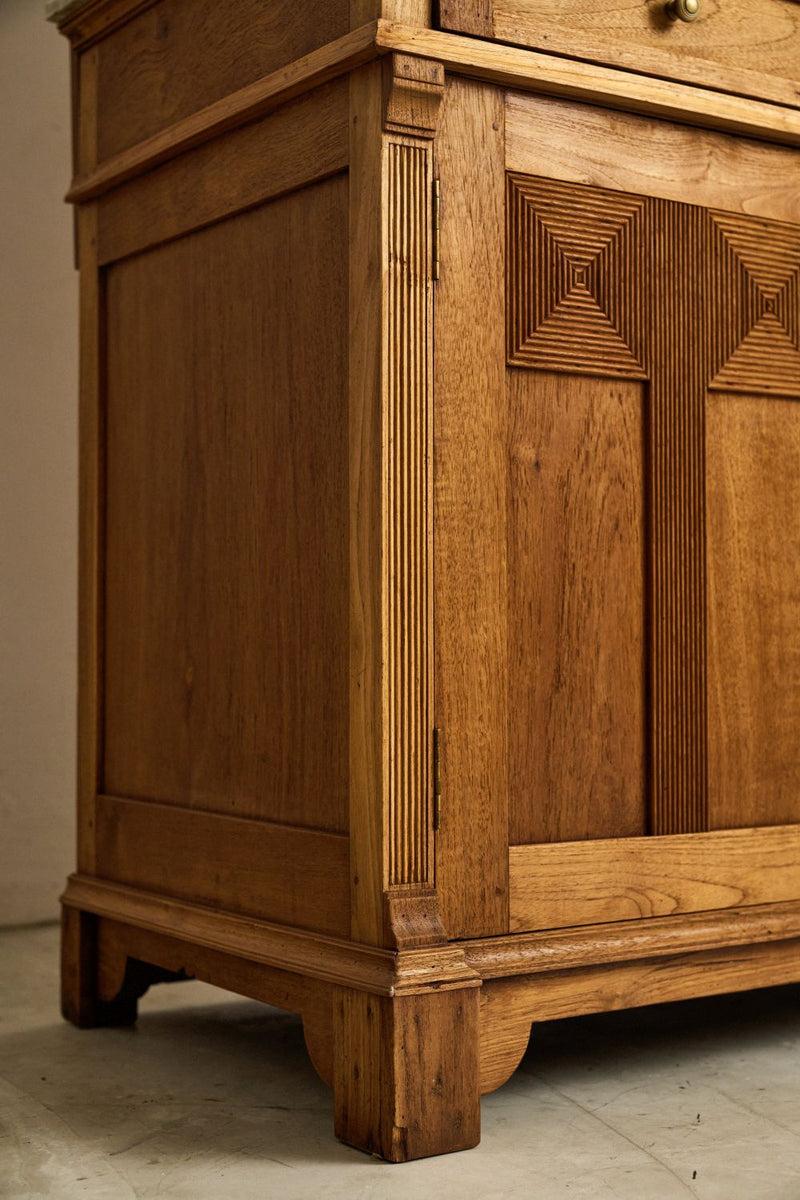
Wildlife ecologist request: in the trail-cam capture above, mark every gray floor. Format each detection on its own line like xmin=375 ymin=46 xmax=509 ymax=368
xmin=2 ymin=926 xmax=800 ymax=1199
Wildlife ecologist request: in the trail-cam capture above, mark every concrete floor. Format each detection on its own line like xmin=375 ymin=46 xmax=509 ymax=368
xmin=2 ymin=926 xmax=800 ymax=1199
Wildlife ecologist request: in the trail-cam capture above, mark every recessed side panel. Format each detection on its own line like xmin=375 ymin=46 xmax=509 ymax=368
xmin=507 ymin=370 xmax=647 ymax=845
xmin=708 ymin=392 xmax=800 ymax=829
xmin=94 ymin=0 xmax=349 ymax=161
xmin=103 ymin=176 xmax=349 ymax=834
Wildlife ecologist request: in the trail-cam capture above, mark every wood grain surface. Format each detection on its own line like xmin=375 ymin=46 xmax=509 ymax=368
xmin=377 ymin=22 xmax=800 ymax=146
xmin=433 ymin=78 xmax=510 ymax=937
xmin=103 ymin=178 xmax=349 ymax=834
xmin=94 ymin=0 xmax=348 ymax=159
xmin=510 ymin=826 xmax=800 ymax=931
xmin=507 ymin=371 xmax=646 ymax=845
xmin=506 ymin=92 xmax=800 ymax=227
xmin=707 ymin=393 xmax=800 ymax=828
xmin=440 ymin=0 xmax=800 ymax=109
xmin=97 ymin=81 xmax=348 ymax=265
xmin=95 ymin=797 xmax=351 ymax=936
xmin=333 ymin=985 xmax=480 ymax=1160
xmin=483 ymin=937 xmax=800 ymax=1026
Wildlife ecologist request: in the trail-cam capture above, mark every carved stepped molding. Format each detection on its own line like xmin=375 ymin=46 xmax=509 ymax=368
xmin=507 ymin=175 xmax=647 ymax=378
xmin=708 ymin=212 xmax=800 ymax=396
xmin=507 ymin=174 xmax=800 ymax=836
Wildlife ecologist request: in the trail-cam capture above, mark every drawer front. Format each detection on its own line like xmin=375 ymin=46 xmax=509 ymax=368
xmin=439 ymin=0 xmax=800 ymax=108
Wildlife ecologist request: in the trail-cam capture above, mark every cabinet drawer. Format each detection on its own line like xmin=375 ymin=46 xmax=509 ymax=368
xmin=439 ymin=0 xmax=800 ymax=108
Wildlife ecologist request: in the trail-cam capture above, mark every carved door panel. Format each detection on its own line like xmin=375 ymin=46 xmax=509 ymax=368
xmin=434 ymin=81 xmax=800 ymax=939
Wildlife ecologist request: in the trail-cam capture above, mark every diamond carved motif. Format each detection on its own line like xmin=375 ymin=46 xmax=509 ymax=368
xmin=708 ymin=211 xmax=800 ymax=397
xmin=507 ymin=174 xmax=648 ymax=378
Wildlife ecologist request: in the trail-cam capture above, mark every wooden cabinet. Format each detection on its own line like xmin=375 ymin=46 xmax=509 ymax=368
xmin=51 ymin=0 xmax=800 ymax=1162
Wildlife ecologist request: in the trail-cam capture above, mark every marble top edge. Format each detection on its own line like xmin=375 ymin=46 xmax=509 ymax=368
xmin=45 ymin=0 xmax=95 ymax=24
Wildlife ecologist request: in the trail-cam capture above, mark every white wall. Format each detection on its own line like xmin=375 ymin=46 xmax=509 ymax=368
xmin=0 ymin=0 xmax=78 ymax=924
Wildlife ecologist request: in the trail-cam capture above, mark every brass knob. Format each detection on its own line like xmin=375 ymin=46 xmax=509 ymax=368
xmin=666 ymin=0 xmax=700 ymax=21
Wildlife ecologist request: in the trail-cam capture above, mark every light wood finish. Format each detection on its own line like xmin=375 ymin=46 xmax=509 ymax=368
xmin=510 ymin=826 xmax=800 ymax=932
xmin=375 ymin=23 xmax=800 ymax=146
xmin=708 ymin=393 xmax=800 ymax=828
xmin=506 ymin=92 xmax=800 ymax=225
xmin=384 ymin=61 xmax=441 ymax=890
xmin=507 ymin=372 xmax=646 ymax=845
xmin=434 ymin=78 xmax=509 ymax=937
xmin=468 ymin=898 xmax=800 ymax=979
xmin=67 ymin=23 xmax=800 ymax=212
xmin=348 ymin=54 xmax=443 ymax=942
xmin=333 ymin=985 xmax=480 ymax=1161
xmin=75 ymin=204 xmax=101 ymax=875
xmin=485 ymin=938 xmax=800 ymax=1026
xmin=93 ymin=0 xmax=349 ymax=161
xmin=103 ymin=179 xmax=349 ymax=827
xmin=95 ymin=797 xmax=350 ymax=936
xmin=347 ymin=63 xmax=386 ymax=946
xmin=67 ymin=24 xmax=378 ymax=205
xmin=54 ymin=0 xmax=800 ymax=1163
xmin=440 ymin=0 xmax=800 ymax=110
xmin=478 ymin=981 xmax=532 ymax=1094
xmin=64 ymin=874 xmax=479 ymax=999
xmin=97 ymin=82 xmax=348 ymax=265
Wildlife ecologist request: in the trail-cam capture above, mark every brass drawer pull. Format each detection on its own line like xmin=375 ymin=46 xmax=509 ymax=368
xmin=666 ymin=0 xmax=701 ymax=21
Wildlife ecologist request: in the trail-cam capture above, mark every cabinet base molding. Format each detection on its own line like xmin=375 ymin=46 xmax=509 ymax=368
xmin=63 ymin=876 xmax=800 ymax=1121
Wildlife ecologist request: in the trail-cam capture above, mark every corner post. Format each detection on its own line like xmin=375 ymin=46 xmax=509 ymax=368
xmin=344 ymin=50 xmax=480 ymax=1159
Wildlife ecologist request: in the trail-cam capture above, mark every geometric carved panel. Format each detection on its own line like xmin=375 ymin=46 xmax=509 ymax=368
xmin=507 ymin=174 xmax=648 ymax=379
xmin=506 ymin=174 xmax=800 ymax=839
xmin=708 ymin=212 xmax=800 ymax=397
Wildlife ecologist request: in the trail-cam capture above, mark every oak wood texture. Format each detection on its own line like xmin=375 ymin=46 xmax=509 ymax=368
xmin=92 ymin=0 xmax=349 ymax=161
xmin=67 ymin=25 xmax=378 ymax=205
xmin=467 ymin=898 xmax=800 ymax=979
xmin=433 ymin=78 xmax=509 ymax=938
xmin=505 ymin=92 xmax=800 ymax=225
xmin=63 ymin=874 xmax=480 ymax=998
xmin=439 ymin=0 xmax=800 ymax=110
xmin=54 ymin=0 xmax=800 ymax=1162
xmin=333 ymin=985 xmax=480 ymax=1160
xmin=510 ymin=827 xmax=800 ymax=932
xmin=484 ymin=938 xmax=800 ymax=1027
xmin=376 ymin=23 xmax=800 ymax=146
xmin=66 ymin=22 xmax=800 ymax=212
xmin=708 ymin=393 xmax=800 ymax=828
xmin=506 ymin=371 xmax=646 ymax=845
xmin=347 ymin=63 xmax=387 ymax=946
xmin=348 ymin=54 xmax=443 ymax=944
xmin=96 ymin=82 xmax=348 ymax=265
xmin=503 ymin=146 xmax=800 ymax=843
xmin=95 ymin=797 xmax=351 ymax=936
xmin=75 ymin=204 xmax=102 ymax=875
xmin=103 ymin=178 xmax=349 ymax=830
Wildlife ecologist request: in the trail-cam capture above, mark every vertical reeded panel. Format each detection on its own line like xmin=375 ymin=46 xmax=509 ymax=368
xmin=648 ymin=201 xmax=709 ymax=834
xmin=386 ymin=141 xmax=433 ymax=886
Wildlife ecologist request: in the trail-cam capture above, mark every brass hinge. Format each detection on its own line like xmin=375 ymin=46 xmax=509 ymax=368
xmin=433 ymin=726 xmax=442 ymax=830
xmin=432 ymin=178 xmax=441 ymax=282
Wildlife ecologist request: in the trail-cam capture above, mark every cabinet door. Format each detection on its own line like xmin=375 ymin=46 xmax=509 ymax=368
xmin=434 ymin=81 xmax=800 ymax=938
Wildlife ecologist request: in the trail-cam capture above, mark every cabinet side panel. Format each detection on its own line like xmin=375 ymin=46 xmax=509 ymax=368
xmin=94 ymin=0 xmax=349 ymax=161
xmin=708 ymin=392 xmax=800 ymax=828
xmin=507 ymin=371 xmax=647 ymax=845
xmin=103 ymin=176 xmax=349 ymax=835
